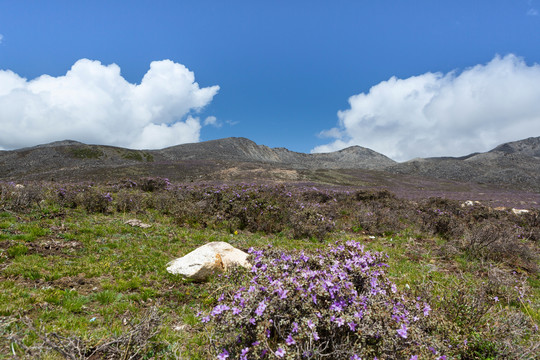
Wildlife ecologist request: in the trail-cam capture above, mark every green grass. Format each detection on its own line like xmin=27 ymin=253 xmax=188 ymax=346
xmin=68 ymin=147 xmax=103 ymax=159
xmin=0 ymin=202 xmax=538 ymax=359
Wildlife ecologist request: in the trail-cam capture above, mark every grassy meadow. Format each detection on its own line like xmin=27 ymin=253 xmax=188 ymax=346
xmin=0 ymin=179 xmax=538 ymax=359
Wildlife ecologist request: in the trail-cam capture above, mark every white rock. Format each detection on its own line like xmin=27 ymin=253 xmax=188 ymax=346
xmin=461 ymin=200 xmax=481 ymax=207
xmin=512 ymin=208 xmax=529 ymax=215
xmin=166 ymin=242 xmax=251 ymax=281
xmin=124 ymin=219 xmax=152 ymax=228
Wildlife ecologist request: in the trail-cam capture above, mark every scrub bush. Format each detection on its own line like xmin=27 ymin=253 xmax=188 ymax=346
xmin=201 ymin=241 xmax=443 ymax=359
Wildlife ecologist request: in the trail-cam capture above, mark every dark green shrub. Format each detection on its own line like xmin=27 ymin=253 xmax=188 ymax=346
xmin=68 ymin=147 xmax=103 ymax=159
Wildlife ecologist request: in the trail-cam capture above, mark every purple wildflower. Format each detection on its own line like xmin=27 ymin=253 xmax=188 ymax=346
xmin=277 ymin=288 xmax=289 ymax=299
xmin=255 ymin=300 xmax=267 ymax=316
xmin=211 ymin=304 xmax=230 ymax=316
xmin=286 ymin=334 xmax=296 ymax=345
xmin=240 ymin=348 xmax=249 ymax=357
xmin=397 ymin=324 xmax=408 ymax=339
xmin=423 ymin=303 xmax=431 ymax=316
xmin=217 ymin=349 xmax=229 ymax=360
xmin=275 ymin=348 xmax=286 ymax=358
xmin=330 ymin=301 xmax=344 ymax=312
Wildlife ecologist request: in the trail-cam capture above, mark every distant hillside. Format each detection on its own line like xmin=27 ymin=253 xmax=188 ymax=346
xmin=386 ymin=136 xmax=540 ymax=192
xmin=160 ymin=137 xmax=396 ymax=170
xmin=1 ymin=136 xmax=540 ymax=193
xmin=0 ymin=137 xmax=395 ymax=182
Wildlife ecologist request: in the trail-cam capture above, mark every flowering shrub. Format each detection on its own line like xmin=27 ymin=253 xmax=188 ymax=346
xmin=289 ymin=204 xmax=336 ymax=240
xmin=0 ymin=182 xmax=42 ymax=211
xmin=76 ymin=187 xmax=112 ymax=213
xmin=139 ymin=177 xmax=171 ymax=192
xmin=201 ymin=241 xmax=443 ymax=359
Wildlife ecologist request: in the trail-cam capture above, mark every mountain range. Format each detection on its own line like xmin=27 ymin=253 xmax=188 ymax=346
xmin=1 ymin=136 xmax=540 ymax=194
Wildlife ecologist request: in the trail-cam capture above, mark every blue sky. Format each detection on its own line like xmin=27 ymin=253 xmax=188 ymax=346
xmin=1 ymin=1 xmax=540 ymax=160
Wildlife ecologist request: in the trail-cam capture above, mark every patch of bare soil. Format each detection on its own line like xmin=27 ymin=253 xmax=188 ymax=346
xmin=0 ymin=239 xmax=13 ymax=250
xmin=218 ymin=166 xmax=300 ymax=181
xmin=51 ymin=274 xmax=102 ymax=293
xmin=27 ymin=238 xmax=82 ymax=257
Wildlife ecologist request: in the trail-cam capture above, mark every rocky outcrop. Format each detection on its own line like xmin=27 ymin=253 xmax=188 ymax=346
xmin=166 ymin=242 xmax=251 ymax=281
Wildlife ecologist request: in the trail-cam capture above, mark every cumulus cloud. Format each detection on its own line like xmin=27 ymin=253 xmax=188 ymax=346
xmin=313 ymin=54 xmax=540 ymax=161
xmin=0 ymin=59 xmax=219 ymax=150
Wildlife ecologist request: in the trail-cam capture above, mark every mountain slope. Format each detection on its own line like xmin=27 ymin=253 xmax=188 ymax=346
xmin=160 ymin=137 xmax=396 ymax=170
xmin=2 ymin=136 xmax=540 ymax=193
xmin=386 ymin=136 xmax=540 ymax=192
xmin=0 ymin=137 xmax=395 ymax=181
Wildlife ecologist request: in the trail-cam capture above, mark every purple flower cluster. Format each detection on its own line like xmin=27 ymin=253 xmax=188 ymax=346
xmin=201 ymin=241 xmax=438 ymax=358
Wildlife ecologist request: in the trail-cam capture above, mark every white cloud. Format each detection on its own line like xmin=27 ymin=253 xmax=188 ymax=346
xmin=313 ymin=54 xmax=540 ymax=161
xmin=203 ymin=115 xmax=221 ymax=127
xmin=0 ymin=59 xmax=219 ymax=150
xmin=527 ymin=8 xmax=539 ymax=15
xmin=0 ymin=34 xmax=3 ymax=43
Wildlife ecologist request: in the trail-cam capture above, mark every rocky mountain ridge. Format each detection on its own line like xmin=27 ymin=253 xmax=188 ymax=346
xmin=1 ymin=136 xmax=540 ymax=192
xmin=159 ymin=137 xmax=396 ymax=170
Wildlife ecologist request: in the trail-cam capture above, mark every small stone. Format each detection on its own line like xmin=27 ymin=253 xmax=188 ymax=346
xmin=124 ymin=219 xmax=152 ymax=228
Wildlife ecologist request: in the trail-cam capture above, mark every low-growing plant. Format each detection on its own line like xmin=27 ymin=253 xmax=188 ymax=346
xmin=7 ymin=244 xmax=28 ymax=258
xmin=7 ymin=308 xmax=163 ymax=359
xmin=462 ymin=219 xmax=537 ymax=271
xmin=200 ymin=241 xmax=443 ymax=359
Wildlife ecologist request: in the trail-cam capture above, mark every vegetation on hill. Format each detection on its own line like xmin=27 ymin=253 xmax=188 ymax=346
xmin=0 ymin=179 xmax=538 ymax=359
